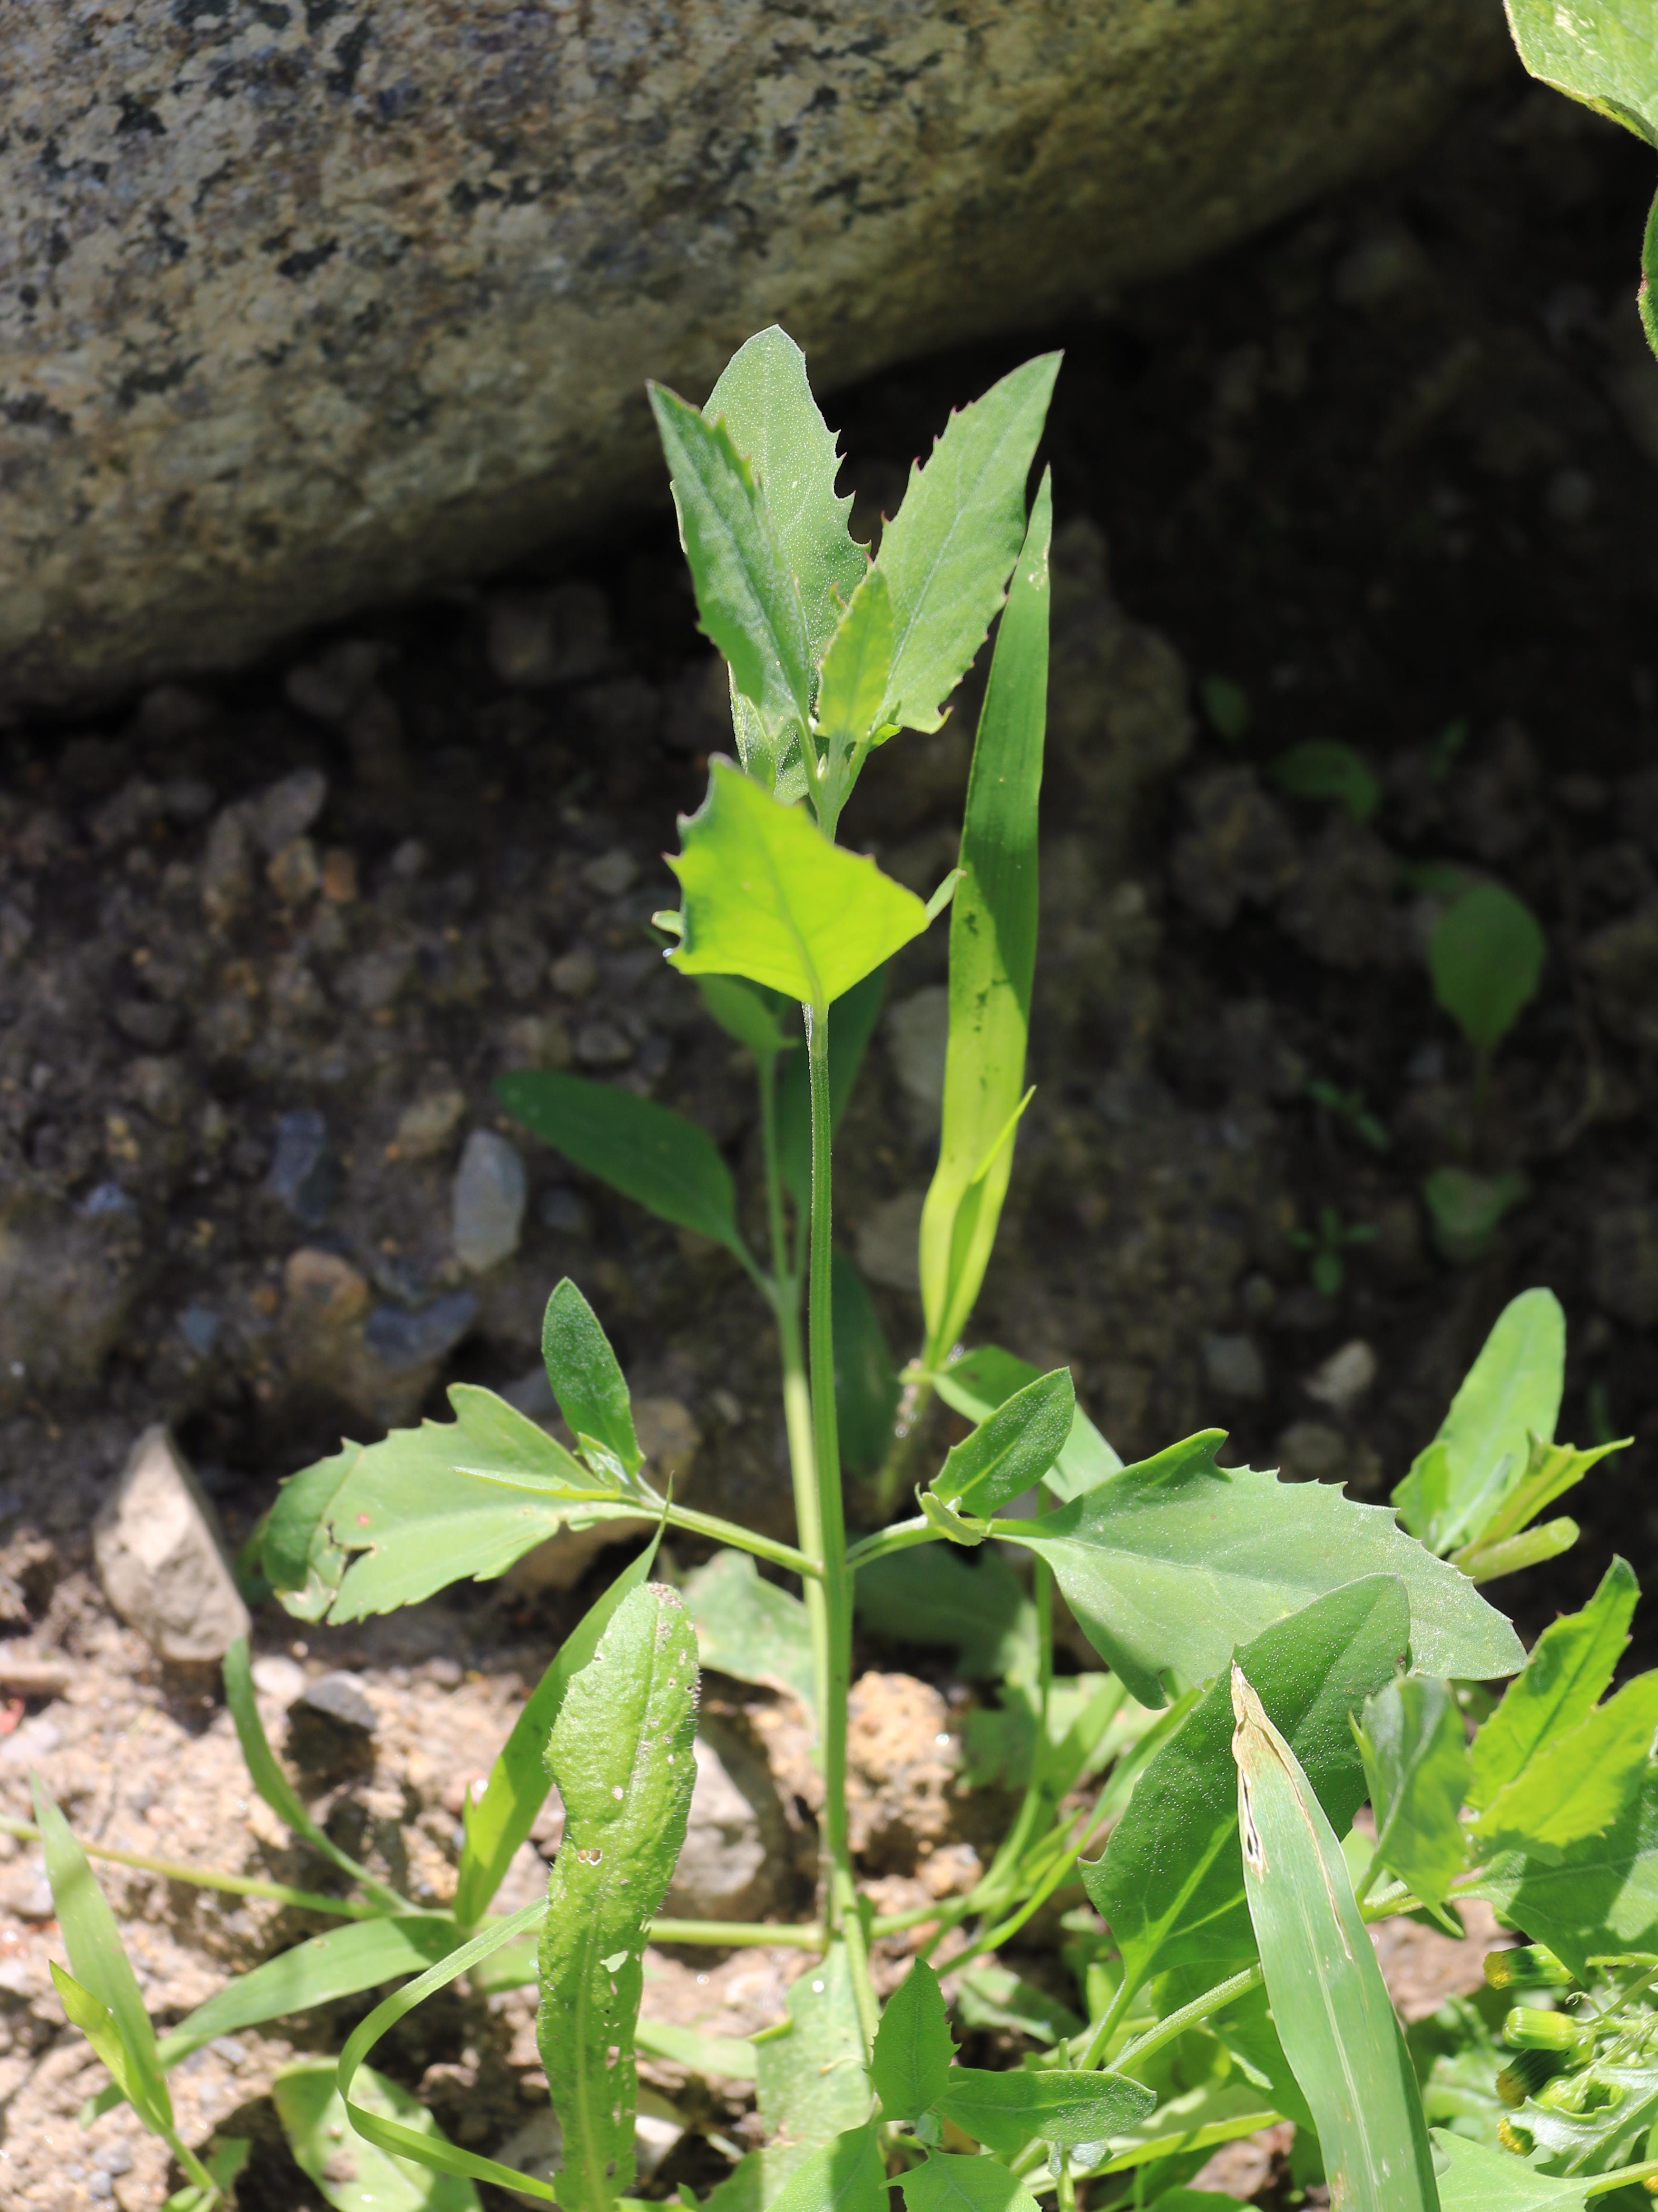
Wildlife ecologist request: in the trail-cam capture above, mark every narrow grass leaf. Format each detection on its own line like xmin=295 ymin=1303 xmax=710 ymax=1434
xmin=1082 ymin=1576 xmax=1409 ymax=1996
xmin=1468 ymin=1555 xmax=1638 ymax=1810
xmin=876 ymin=355 xmax=1060 ymax=733
xmin=930 ymin=1366 xmax=1074 ymax=1520
xmin=498 ymin=1067 xmax=747 ymax=1257
xmin=454 ymin=1524 xmax=663 ymax=1925
xmin=705 ymin=326 xmax=866 ymax=665
xmin=275 ymin=2058 xmax=481 ymax=2210
xmin=537 ymin=1584 xmax=700 ymax=2212
xmin=541 ymin=1277 xmax=643 ymax=1477
xmin=51 ymin=1966 xmax=148 ymax=2118
xmin=1355 ymin=1675 xmax=1470 ymax=1908
xmin=1471 ymin=1667 xmax=1658 ymax=1861
xmin=934 ymin=1344 xmax=1121 ymax=1500
xmin=932 ymin=2065 xmax=1154 ymax=2155
xmin=1393 ymin=1289 xmax=1563 ymax=1553
xmin=223 ymin=1636 xmax=402 ymax=1909
xmin=1231 ymin=1666 xmax=1440 ymax=2211
xmin=681 ymin=1546 xmax=816 ymax=1713
xmin=668 ymin=759 xmax=927 ymax=1008
xmin=871 ymin=1958 xmax=954 ymax=2122
xmin=899 ymin=2153 xmax=1041 ymax=2212
xmin=34 ymin=1775 xmax=172 ymax=2135
xmin=920 ymin=474 xmax=1051 ymax=1360
xmin=1002 ymin=1431 xmax=1521 ymax=1708
xmin=650 ymin=383 xmax=811 ymax=735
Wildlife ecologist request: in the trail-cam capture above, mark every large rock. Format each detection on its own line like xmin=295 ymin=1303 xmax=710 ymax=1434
xmin=93 ymin=1425 xmax=251 ymax=1663
xmin=2 ymin=1 xmax=1506 ymax=708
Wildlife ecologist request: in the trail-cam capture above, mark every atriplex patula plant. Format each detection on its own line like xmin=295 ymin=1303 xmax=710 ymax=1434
xmin=18 ymin=330 xmax=1658 ymax=2212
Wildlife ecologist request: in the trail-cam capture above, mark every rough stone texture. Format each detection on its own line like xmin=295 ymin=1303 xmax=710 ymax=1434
xmin=0 ymin=0 xmax=1508 ymax=707
xmin=91 ymin=1424 xmax=250 ymax=1662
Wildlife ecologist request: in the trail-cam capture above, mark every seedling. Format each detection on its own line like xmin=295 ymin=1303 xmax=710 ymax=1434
xmin=1290 ymin=1203 xmax=1375 ymax=1295
xmin=1268 ymin=738 xmax=1380 ymax=823
xmin=25 ymin=333 xmax=1648 ymax=2212
xmin=1305 ymin=1075 xmax=1390 ymax=1152
xmin=1422 ymin=1163 xmax=1530 ymax=1266
xmin=1199 ymin=674 xmax=1251 ymax=743
xmin=1429 ymin=881 xmax=1547 ymax=1066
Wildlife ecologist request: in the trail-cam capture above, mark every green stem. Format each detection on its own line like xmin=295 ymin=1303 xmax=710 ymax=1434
xmin=0 ymin=1814 xmax=376 ymax=1918
xmin=845 ymin=1516 xmax=936 ymax=1571
xmin=663 ymin=1504 xmax=818 ymax=1581
xmin=166 ymin=2128 xmax=224 ymax=2205
xmin=1078 ymin=1971 xmax=1143 ymax=2073
xmin=1585 ymin=2155 xmax=1658 ymax=2196
xmin=872 ymin=1372 xmax=939 ymax=1520
xmin=649 ymin=1918 xmax=826 ymax=1949
xmin=804 ymin=998 xmax=880 ymax=2053
xmin=1109 ymin=1964 xmax=1263 ymax=2077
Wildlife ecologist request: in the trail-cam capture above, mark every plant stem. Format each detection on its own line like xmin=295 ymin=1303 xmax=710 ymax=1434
xmin=844 ymin=1516 xmax=936 ymax=1571
xmin=872 ymin=1371 xmax=939 ymax=1519
xmin=804 ymin=998 xmax=880 ymax=2052
xmin=167 ymin=2128 xmax=224 ymax=2205
xmin=0 ymin=1814 xmax=376 ymax=1918
xmin=649 ymin=1918 xmax=826 ymax=1949
xmin=662 ymin=1505 xmax=818 ymax=1581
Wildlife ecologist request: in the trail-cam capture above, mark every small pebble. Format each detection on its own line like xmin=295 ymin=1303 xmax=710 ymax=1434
xmin=250 ymin=1654 xmax=308 ymax=1703
xmin=395 ymin=1089 xmax=467 ymax=1160
xmin=299 ymin=1671 xmax=377 ymax=1733
xmin=1303 ymin=1338 xmax=1377 ymax=1412
xmin=452 ymin=1129 xmax=528 ymax=1271
xmin=550 ymin=947 xmax=598 ymax=998
xmin=264 ymin=1109 xmax=336 ymax=1225
xmin=1200 ymin=1332 xmax=1266 ymax=1400
xmin=581 ymin=847 xmax=638 ymax=897
xmin=248 ymin=767 xmax=329 ymax=856
xmin=363 ymin=1290 xmax=479 ymax=1371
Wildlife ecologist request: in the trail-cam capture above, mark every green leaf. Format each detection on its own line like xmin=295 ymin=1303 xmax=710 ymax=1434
xmin=1355 ymin=1674 xmax=1471 ymax=1908
xmin=649 ymin=382 xmax=811 ymax=738
xmin=1393 ymin=1288 xmax=1564 ymax=1554
xmin=952 ymin=1963 xmax=1083 ymax=2046
xmin=699 ymin=976 xmax=797 ymax=1060
xmin=1200 ymin=676 xmax=1252 ymax=743
xmin=1469 ymin=1556 xmax=1637 ymax=1811
xmin=898 ymin=2154 xmax=1041 ymax=2212
xmin=34 ymin=1775 xmax=172 ymax=2135
xmin=832 ymin=1250 xmax=901 ymax=1478
xmin=52 ymin=1965 xmax=149 ymax=2121
xmin=497 ymin=1067 xmax=747 ymax=1259
xmin=1093 ymin=2078 xmax=1284 ymax=2178
xmin=1505 ymin=2037 xmax=1658 ymax=2181
xmin=816 ymin=567 xmax=894 ymax=782
xmin=705 ymin=325 xmax=866 ymax=666
xmin=263 ymin=1442 xmax=356 ymax=1620
xmin=1082 ymin=1576 xmax=1410 ymax=1996
xmin=223 ymin=1637 xmax=401 ymax=1909
xmin=1473 ymin=1762 xmax=1658 ymax=1978
xmin=766 ymin=2125 xmax=888 ymax=2212
xmin=1502 ymin=0 xmax=1658 ymax=144
xmin=1267 ymin=740 xmax=1380 ymax=822
xmin=1643 ymin=186 xmax=1658 ymax=359
xmin=275 ymin=2058 xmax=481 ymax=2211
xmin=1429 ymin=882 xmax=1548 ymax=1056
xmin=710 ymin=1944 xmax=874 ymax=2211
xmin=668 ymin=759 xmax=928 ymax=1008
xmin=1455 ymin=1434 xmax=1629 ymax=1569
xmin=876 ymin=355 xmax=1060 ymax=734
xmin=1421 ymin=1167 xmax=1530 ymax=1267
xmin=929 ymin=1366 xmax=1074 ymax=1520
xmin=919 ymin=474 xmax=1051 ymax=1360
xmin=934 ymin=1344 xmax=1121 ymax=1501
xmin=681 ymin=1546 xmax=816 ymax=1712
xmin=1232 ymin=1666 xmax=1441 ymax=2212
xmin=933 ymin=2066 xmax=1155 ymax=2156
xmin=778 ymin=965 xmax=886 ymax=1215
xmin=296 ymin=1384 xmax=639 ymax=1623
xmin=454 ymin=1527 xmax=663 ymax=1925
xmin=1471 ymin=1666 xmax=1658 ymax=1862
xmin=1000 ymin=1431 xmax=1522 ymax=1708
xmin=541 ymin=1278 xmax=644 ymax=1479
xmin=637 ymin=2019 xmax=759 ymax=2081
xmin=871 ymin=1959 xmax=955 ymax=2123
xmin=536 ymin=1583 xmax=699 ymax=2212
xmin=853 ymin=1543 xmax=1036 ymax=1683
xmin=1429 ymin=2129 xmax=1587 ymax=2209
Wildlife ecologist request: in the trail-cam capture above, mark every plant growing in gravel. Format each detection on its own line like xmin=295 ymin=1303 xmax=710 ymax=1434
xmin=20 ymin=331 xmax=1656 ymax=2212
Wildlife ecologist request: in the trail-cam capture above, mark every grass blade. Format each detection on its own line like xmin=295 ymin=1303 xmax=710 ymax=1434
xmin=1231 ymin=1665 xmax=1440 ymax=2211
xmin=276 ymin=2057 xmax=481 ymax=2209
xmin=34 ymin=1773 xmax=173 ymax=2135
